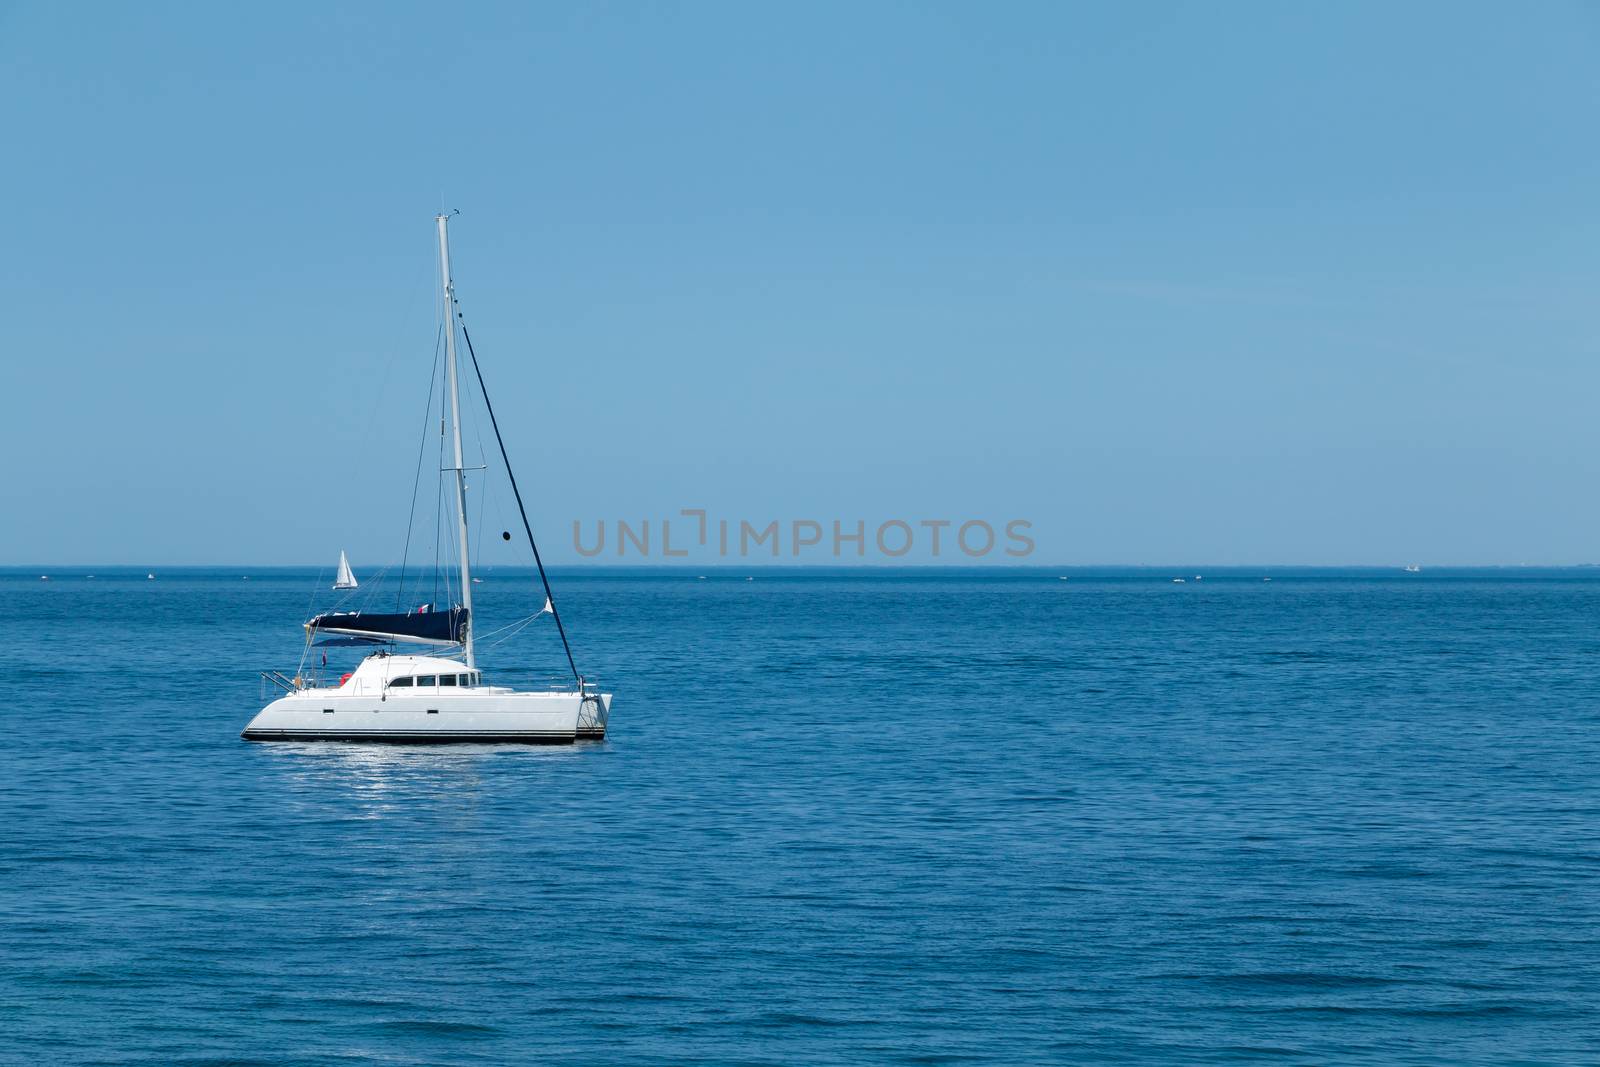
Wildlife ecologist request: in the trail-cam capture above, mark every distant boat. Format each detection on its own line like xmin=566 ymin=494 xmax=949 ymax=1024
xmin=146 ymin=573 xmax=155 ymax=580
xmin=471 ymin=577 xmax=484 ymax=584
xmin=1194 ymin=575 xmax=1203 ymax=581
xmin=39 ymin=575 xmax=48 ymax=581
xmin=1058 ymin=576 xmax=1069 ymax=581
xmin=1404 ymin=564 xmax=1422 ymax=573
xmin=1263 ymin=577 xmax=1272 ymax=582
xmin=333 ymin=550 xmax=358 ymax=590
xmin=1173 ymin=578 xmax=1186 ymax=583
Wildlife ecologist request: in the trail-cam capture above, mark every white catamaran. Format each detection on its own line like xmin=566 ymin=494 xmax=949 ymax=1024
xmin=243 ymin=214 xmax=610 ymax=744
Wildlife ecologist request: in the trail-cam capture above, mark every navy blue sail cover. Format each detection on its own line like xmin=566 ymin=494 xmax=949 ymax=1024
xmin=306 ymin=606 xmax=468 ymax=646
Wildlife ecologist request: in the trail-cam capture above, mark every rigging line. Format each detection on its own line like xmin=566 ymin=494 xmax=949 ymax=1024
xmin=354 ymin=563 xmax=394 ymax=614
xmin=332 ymin=560 xmax=385 ymax=612
xmin=295 ymin=567 xmax=327 ymax=678
xmin=475 ymin=606 xmax=550 ymax=644
xmin=433 ymin=463 xmax=444 ymax=607
xmin=470 ymin=358 xmax=514 ymax=582
xmin=474 ymin=464 xmax=486 ymax=570
xmin=433 ymin=337 xmax=449 ymax=610
xmin=459 ymin=369 xmax=485 ymax=574
xmin=439 ymin=464 xmax=463 ymax=610
xmin=303 ymin=567 xmax=326 ymax=624
xmin=455 ymin=307 xmax=582 ymax=686
xmin=397 ymin=325 xmax=445 ymax=611
xmin=480 ymin=612 xmax=548 ymax=651
xmin=470 ymin=386 xmax=489 ymax=572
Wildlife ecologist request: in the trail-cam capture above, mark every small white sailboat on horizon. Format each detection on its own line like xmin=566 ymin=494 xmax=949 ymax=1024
xmin=333 ymin=550 xmax=358 ymax=590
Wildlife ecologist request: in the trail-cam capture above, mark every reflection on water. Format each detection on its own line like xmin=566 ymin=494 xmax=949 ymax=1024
xmin=259 ymin=742 xmax=599 ymax=822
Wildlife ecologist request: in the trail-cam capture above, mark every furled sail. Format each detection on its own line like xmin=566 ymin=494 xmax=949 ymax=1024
xmin=333 ymin=550 xmax=358 ymax=590
xmin=307 ymin=605 xmax=468 ymax=646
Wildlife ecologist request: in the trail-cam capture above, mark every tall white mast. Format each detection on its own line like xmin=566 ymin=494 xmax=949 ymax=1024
xmin=436 ymin=213 xmax=475 ymax=667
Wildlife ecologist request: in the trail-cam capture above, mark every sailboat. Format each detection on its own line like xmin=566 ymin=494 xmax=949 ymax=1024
xmin=243 ymin=214 xmax=611 ymax=744
xmin=333 ymin=550 xmax=358 ymax=590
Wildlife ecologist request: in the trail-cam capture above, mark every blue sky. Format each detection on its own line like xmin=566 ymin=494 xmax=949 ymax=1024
xmin=2 ymin=1 xmax=1598 ymax=566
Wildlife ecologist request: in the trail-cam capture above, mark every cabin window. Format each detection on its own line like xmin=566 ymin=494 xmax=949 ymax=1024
xmin=420 ymin=675 xmax=437 ymax=687
xmin=440 ymin=674 xmax=458 ymax=687
xmin=389 ymin=677 xmax=413 ymax=688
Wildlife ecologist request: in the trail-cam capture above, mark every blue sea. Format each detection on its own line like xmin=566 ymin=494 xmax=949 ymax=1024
xmin=4 ymin=567 xmax=1599 ymax=1065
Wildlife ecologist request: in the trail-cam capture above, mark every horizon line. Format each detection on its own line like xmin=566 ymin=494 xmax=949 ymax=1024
xmin=8 ymin=562 xmax=1599 ymax=572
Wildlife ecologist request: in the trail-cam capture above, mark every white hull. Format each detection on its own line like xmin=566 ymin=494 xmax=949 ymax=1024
xmin=243 ymin=688 xmax=611 ymax=744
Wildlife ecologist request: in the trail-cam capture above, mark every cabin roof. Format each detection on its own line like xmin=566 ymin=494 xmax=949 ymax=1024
xmin=352 ymin=654 xmax=470 ymax=678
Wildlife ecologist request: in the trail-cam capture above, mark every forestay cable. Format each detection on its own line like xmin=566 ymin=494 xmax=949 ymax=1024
xmin=454 ymin=303 xmax=582 ymax=687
